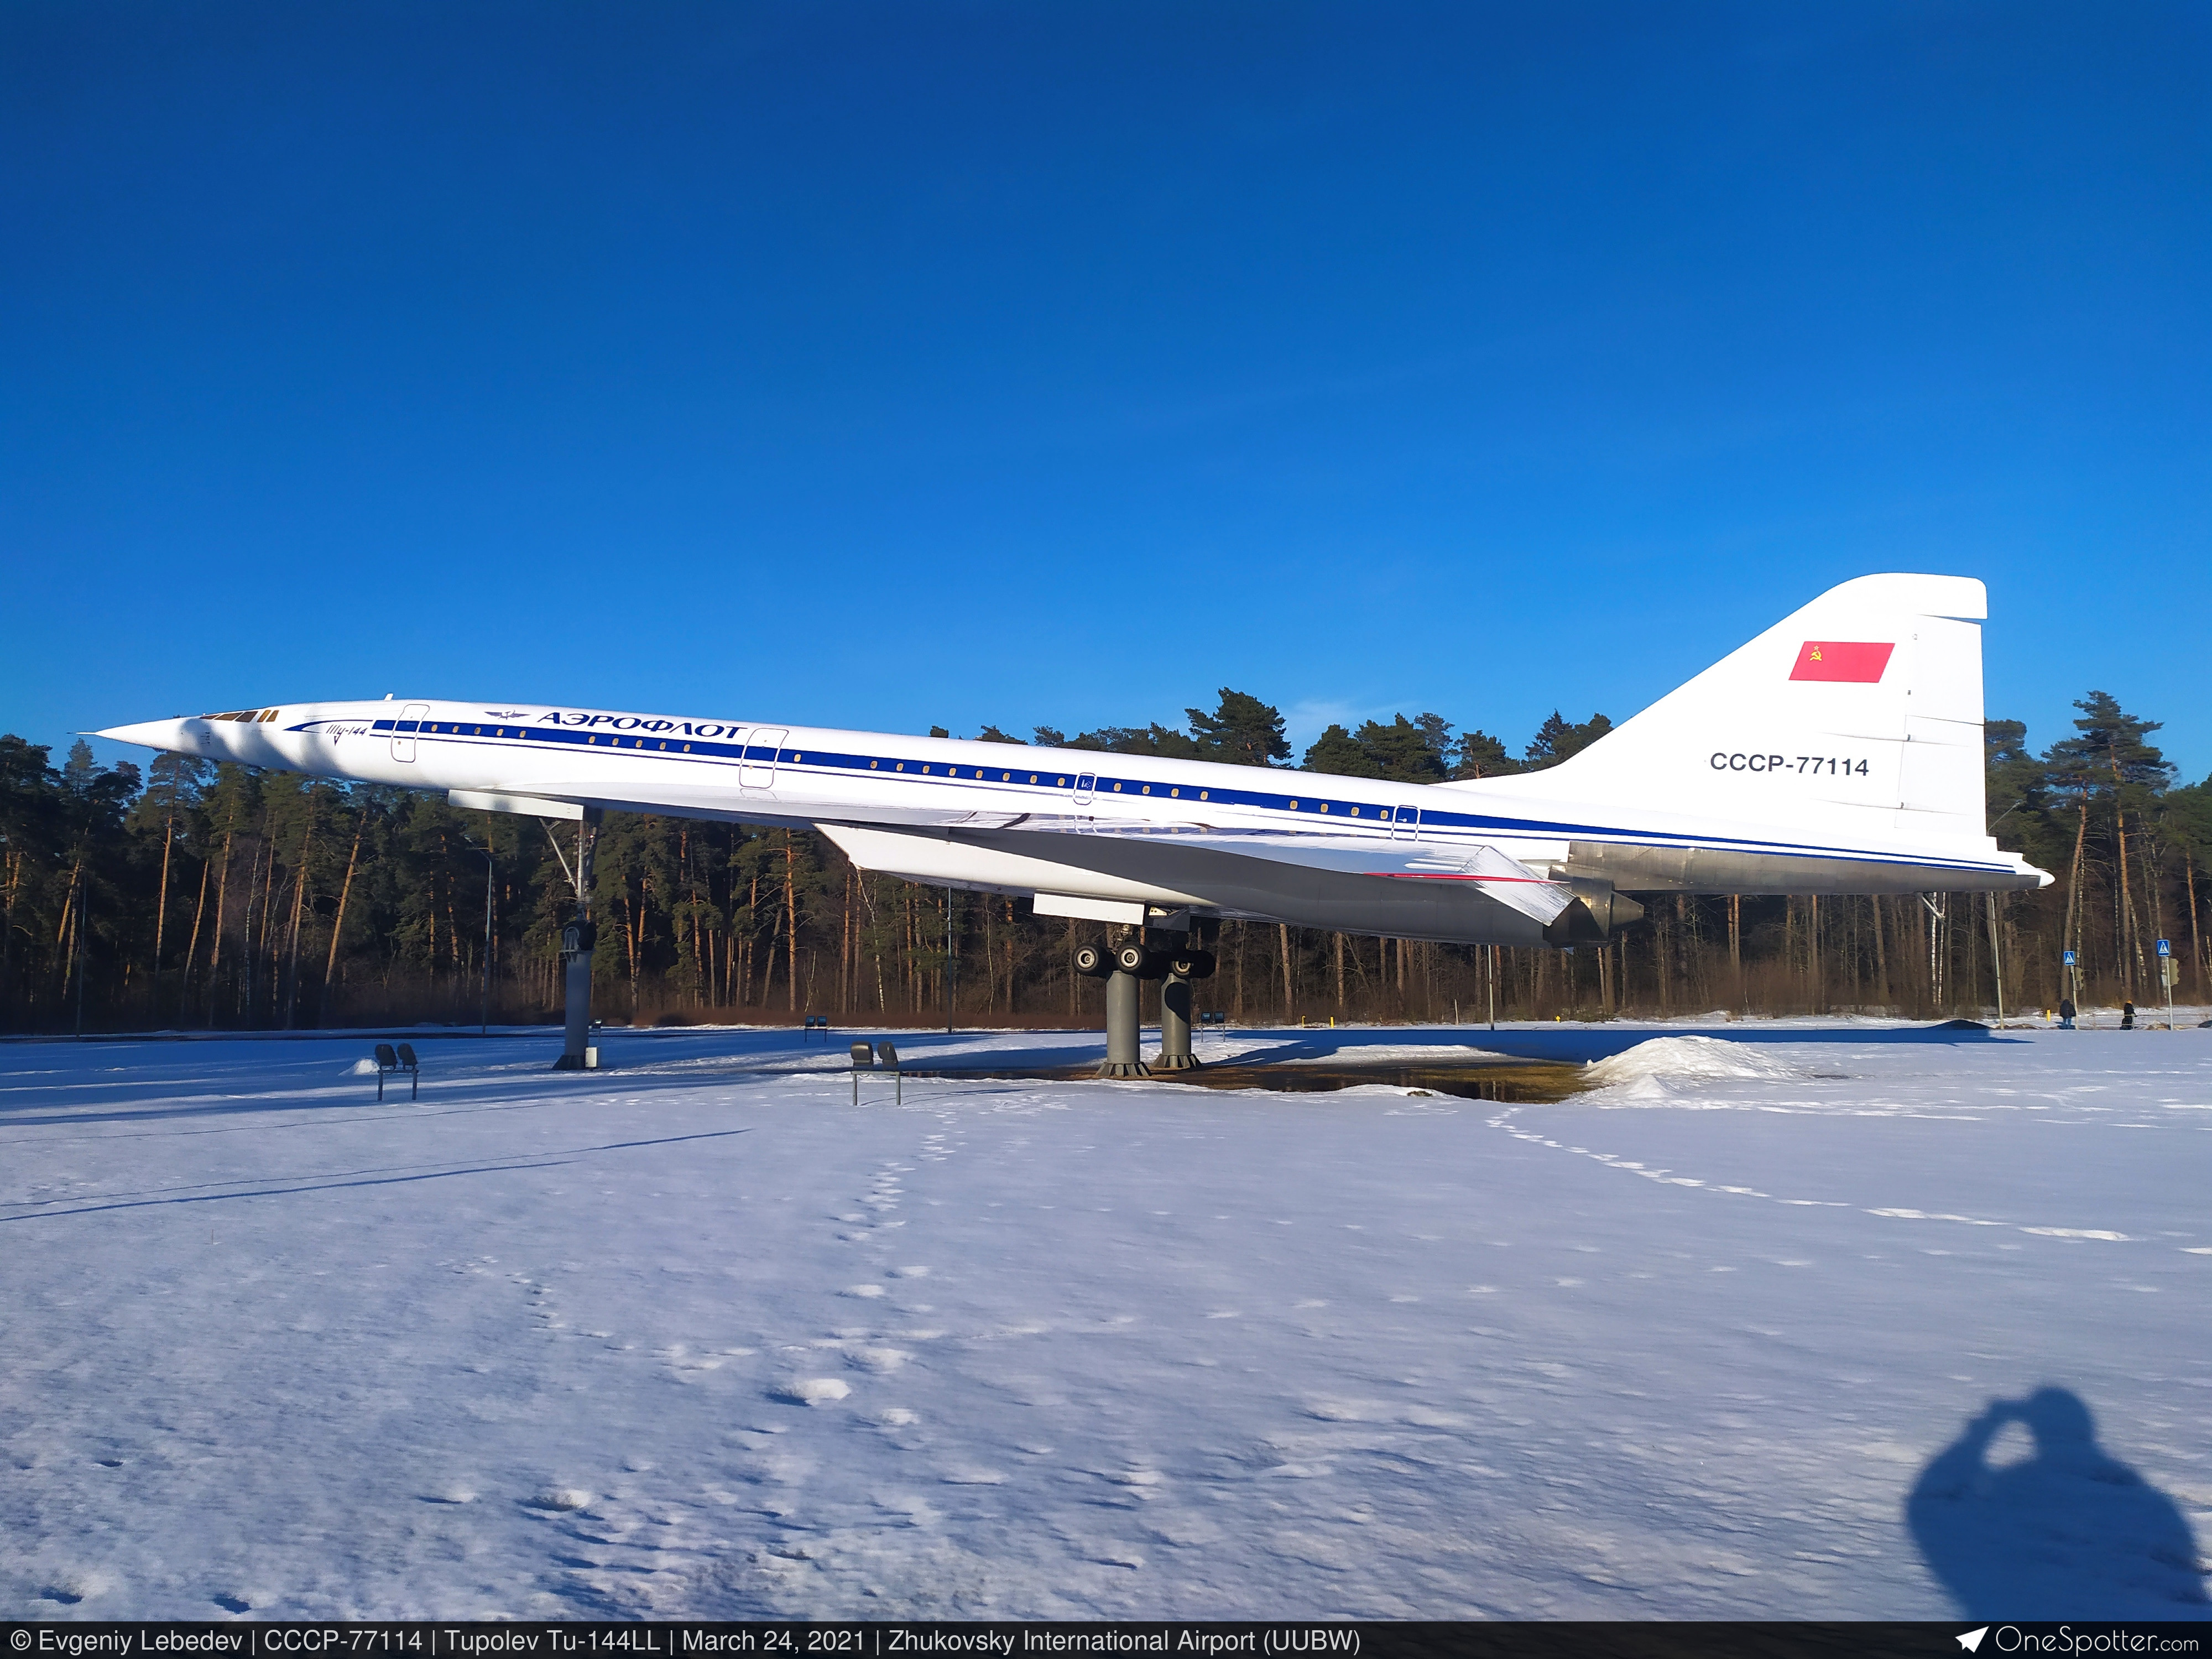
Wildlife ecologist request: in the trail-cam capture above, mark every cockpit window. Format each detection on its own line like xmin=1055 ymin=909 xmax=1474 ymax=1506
xmin=197 ymin=709 xmax=278 ymax=722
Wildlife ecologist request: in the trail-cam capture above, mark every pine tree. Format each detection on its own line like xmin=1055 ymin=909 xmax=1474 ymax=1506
xmin=1187 ymin=690 xmax=1290 ymax=766
xmin=1522 ymin=711 xmax=1613 ymax=769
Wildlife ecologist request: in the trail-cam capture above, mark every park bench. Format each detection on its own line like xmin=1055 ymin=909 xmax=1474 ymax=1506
xmin=373 ymin=1041 xmax=420 ymax=1102
xmin=849 ymin=1040 xmax=902 ymax=1105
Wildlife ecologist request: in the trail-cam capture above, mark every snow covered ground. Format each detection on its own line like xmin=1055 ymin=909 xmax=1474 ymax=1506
xmin=3 ymin=1018 xmax=2208 ymax=1621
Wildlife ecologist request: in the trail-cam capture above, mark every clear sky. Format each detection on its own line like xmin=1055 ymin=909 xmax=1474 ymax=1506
xmin=7 ymin=2 xmax=2208 ymax=781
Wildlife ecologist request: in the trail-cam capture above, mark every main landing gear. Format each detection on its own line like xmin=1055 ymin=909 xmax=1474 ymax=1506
xmin=1075 ymin=925 xmax=1218 ymax=1079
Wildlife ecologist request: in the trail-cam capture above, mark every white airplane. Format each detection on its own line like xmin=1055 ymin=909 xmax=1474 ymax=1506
xmin=97 ymin=573 xmax=2049 ymax=952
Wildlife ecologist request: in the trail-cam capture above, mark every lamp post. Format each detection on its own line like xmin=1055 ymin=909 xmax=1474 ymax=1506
xmin=464 ymin=838 xmax=494 ymax=1038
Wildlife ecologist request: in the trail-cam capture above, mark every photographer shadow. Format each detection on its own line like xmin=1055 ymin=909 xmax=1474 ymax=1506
xmin=1909 ymin=1387 xmax=2209 ymax=1618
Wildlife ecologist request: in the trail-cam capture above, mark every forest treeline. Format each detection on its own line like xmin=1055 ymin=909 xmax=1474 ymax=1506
xmin=2 ymin=687 xmax=2206 ymax=1034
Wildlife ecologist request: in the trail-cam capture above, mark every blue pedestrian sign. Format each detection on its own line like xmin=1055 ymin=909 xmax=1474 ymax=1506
xmin=2062 ymin=950 xmax=2077 ymax=966
xmin=2156 ymin=938 xmax=2171 ymax=957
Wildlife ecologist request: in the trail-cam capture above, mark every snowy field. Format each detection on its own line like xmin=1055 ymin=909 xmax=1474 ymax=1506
xmin=3 ymin=1018 xmax=2208 ymax=1621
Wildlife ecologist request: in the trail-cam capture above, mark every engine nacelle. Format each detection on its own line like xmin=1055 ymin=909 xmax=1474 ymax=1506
xmin=1540 ymin=878 xmax=1645 ymax=946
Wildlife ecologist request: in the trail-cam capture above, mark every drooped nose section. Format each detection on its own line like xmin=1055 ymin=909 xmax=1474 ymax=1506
xmin=92 ymin=716 xmax=204 ymax=753
xmin=95 ymin=707 xmax=287 ymax=760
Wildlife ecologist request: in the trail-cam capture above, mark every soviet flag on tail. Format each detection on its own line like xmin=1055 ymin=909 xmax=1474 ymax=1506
xmin=1790 ymin=641 xmax=1895 ymax=683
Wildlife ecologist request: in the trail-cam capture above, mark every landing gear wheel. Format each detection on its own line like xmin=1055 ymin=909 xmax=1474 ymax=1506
xmin=1073 ymin=942 xmax=1114 ymax=979
xmin=1110 ymin=940 xmax=1151 ymax=976
xmin=1168 ymin=949 xmax=1216 ymax=980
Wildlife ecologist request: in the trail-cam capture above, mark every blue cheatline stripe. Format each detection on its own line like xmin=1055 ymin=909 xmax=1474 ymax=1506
xmin=293 ymin=715 xmax=2014 ymax=875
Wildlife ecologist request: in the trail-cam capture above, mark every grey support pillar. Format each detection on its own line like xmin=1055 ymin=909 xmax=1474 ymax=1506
xmin=1098 ymin=968 xmax=1150 ymax=1078
xmin=1154 ymin=972 xmax=1198 ymax=1070
xmin=554 ymin=810 xmax=602 ymax=1071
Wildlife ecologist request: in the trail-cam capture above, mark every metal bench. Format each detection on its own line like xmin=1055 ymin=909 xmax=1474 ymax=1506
xmin=849 ymin=1040 xmax=901 ymax=1105
xmin=373 ymin=1042 xmax=420 ymax=1101
xmin=803 ymin=1015 xmax=832 ymax=1040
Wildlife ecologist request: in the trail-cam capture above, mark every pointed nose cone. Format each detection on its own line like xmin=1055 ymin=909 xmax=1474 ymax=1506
xmin=93 ymin=717 xmax=198 ymax=752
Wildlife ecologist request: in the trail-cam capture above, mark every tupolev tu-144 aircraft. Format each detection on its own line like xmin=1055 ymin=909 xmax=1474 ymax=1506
xmin=98 ymin=574 xmax=2049 ymax=953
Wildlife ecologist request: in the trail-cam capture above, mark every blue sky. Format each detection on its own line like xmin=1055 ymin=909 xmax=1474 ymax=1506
xmin=8 ymin=1 xmax=2209 ymax=780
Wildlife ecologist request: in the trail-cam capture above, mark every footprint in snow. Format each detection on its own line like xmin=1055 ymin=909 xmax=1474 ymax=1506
xmin=771 ymin=1378 xmax=852 ymax=1406
xmin=846 ymin=1346 xmax=910 ymax=1372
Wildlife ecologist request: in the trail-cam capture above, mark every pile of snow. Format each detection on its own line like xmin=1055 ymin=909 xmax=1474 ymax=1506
xmin=1582 ymin=1035 xmax=1807 ymax=1100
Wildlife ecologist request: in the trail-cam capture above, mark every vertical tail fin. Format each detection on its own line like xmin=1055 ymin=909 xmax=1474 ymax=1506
xmin=1456 ymin=574 xmax=1991 ymax=848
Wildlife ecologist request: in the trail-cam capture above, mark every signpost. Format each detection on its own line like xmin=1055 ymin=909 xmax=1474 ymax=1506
xmin=2157 ymin=940 xmax=2174 ymax=1030
xmin=2062 ymin=948 xmax=2078 ymax=1022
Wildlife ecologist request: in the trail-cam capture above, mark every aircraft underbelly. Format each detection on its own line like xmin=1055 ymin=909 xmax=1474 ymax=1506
xmin=822 ymin=823 xmax=1552 ymax=947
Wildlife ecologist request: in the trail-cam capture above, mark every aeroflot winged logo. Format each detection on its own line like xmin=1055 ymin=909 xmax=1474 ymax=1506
xmin=1790 ymin=640 xmax=1895 ymax=684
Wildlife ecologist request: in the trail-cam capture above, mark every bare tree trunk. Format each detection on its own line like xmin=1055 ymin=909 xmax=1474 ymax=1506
xmin=1333 ymin=932 xmax=1344 ymax=1011
xmin=282 ymin=817 xmax=312 ymax=1028
xmin=2063 ymin=804 xmax=2089 ymax=967
xmin=179 ymin=854 xmax=212 ymax=1010
xmin=314 ymin=810 xmax=361 ymax=1022
xmin=1810 ymin=894 xmax=1823 ymax=1012
xmin=1277 ymin=923 xmax=1293 ymax=1016
xmin=785 ymin=832 xmax=800 ymax=1013
xmin=153 ymin=806 xmax=176 ymax=985
xmin=53 ymin=858 xmax=84 ymax=989
xmin=2188 ymin=855 xmax=2203 ymax=998
xmin=208 ymin=813 xmax=237 ymax=1015
xmin=2116 ymin=807 xmax=2140 ymax=995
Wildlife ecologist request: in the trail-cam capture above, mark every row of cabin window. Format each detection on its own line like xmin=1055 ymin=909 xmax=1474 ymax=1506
xmin=408 ymin=723 xmax=1400 ymax=818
